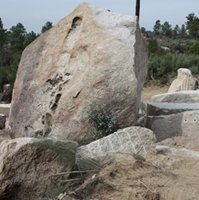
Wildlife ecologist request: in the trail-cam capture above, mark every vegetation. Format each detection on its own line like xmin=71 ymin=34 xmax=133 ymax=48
xmin=87 ymin=105 xmax=119 ymax=140
xmin=142 ymin=12 xmax=199 ymax=83
xmin=0 ymin=18 xmax=53 ymax=91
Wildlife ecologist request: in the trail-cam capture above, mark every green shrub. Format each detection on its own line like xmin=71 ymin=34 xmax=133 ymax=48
xmin=188 ymin=41 xmax=199 ymax=55
xmin=87 ymin=105 xmax=119 ymax=140
xmin=148 ymin=53 xmax=199 ymax=81
xmin=147 ymin=39 xmax=158 ymax=55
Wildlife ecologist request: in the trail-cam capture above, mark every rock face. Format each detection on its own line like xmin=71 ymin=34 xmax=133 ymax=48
xmin=9 ymin=3 xmax=147 ymax=142
xmin=0 ymin=138 xmax=77 ymax=199
xmin=168 ymin=68 xmax=198 ymax=93
xmin=76 ymin=127 xmax=156 ymax=170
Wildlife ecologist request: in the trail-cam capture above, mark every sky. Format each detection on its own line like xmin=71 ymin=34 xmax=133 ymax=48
xmin=0 ymin=0 xmax=199 ymax=33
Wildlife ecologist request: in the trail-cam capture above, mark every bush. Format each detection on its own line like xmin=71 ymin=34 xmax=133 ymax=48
xmin=188 ymin=41 xmax=199 ymax=55
xmin=147 ymin=39 xmax=158 ymax=55
xmin=148 ymin=53 xmax=199 ymax=81
xmin=87 ymin=105 xmax=119 ymax=140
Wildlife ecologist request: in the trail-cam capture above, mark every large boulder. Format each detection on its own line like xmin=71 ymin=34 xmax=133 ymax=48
xmin=76 ymin=126 xmax=156 ymax=170
xmin=168 ymin=68 xmax=198 ymax=93
xmin=0 ymin=138 xmax=77 ymax=200
xmin=9 ymin=3 xmax=147 ymax=143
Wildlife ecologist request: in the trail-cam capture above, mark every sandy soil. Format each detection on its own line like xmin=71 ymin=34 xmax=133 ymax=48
xmin=60 ymin=152 xmax=199 ymax=200
xmin=141 ymin=85 xmax=169 ymax=102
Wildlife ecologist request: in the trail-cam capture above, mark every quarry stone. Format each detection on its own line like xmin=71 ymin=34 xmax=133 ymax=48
xmin=0 ymin=138 xmax=77 ymax=199
xmin=168 ymin=68 xmax=198 ymax=93
xmin=147 ymin=110 xmax=199 ymax=141
xmin=9 ymin=3 xmax=147 ymax=142
xmin=147 ymin=102 xmax=199 ymax=116
xmin=151 ymin=91 xmax=199 ymax=103
xmin=76 ymin=126 xmax=156 ymax=170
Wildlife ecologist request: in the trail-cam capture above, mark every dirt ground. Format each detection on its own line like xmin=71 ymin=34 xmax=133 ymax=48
xmin=59 ymin=151 xmax=199 ymax=200
xmin=141 ymin=84 xmax=169 ymax=102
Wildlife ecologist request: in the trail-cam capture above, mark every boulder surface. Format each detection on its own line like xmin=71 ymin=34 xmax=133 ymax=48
xmin=147 ymin=110 xmax=199 ymax=141
xmin=9 ymin=3 xmax=147 ymax=142
xmin=0 ymin=138 xmax=77 ymax=199
xmin=168 ymin=68 xmax=198 ymax=93
xmin=76 ymin=126 xmax=156 ymax=170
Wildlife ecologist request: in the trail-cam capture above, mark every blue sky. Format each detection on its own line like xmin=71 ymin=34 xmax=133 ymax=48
xmin=0 ymin=0 xmax=199 ymax=32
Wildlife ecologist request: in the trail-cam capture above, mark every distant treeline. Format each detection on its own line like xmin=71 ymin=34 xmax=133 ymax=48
xmin=142 ymin=13 xmax=199 ymax=83
xmin=0 ymin=19 xmax=53 ymax=91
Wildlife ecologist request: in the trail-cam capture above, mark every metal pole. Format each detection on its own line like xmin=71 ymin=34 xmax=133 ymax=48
xmin=135 ymin=0 xmax=140 ymax=21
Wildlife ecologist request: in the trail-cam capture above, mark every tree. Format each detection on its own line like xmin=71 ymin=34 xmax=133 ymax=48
xmin=186 ymin=13 xmax=199 ymax=38
xmin=172 ymin=25 xmax=180 ymax=38
xmin=162 ymin=21 xmax=172 ymax=37
xmin=9 ymin=23 xmax=27 ymax=52
xmin=153 ymin=20 xmax=162 ymax=36
xmin=41 ymin=21 xmax=53 ymax=33
xmin=24 ymin=31 xmax=38 ymax=47
xmin=179 ymin=24 xmax=187 ymax=38
xmin=0 ymin=18 xmax=7 ymax=49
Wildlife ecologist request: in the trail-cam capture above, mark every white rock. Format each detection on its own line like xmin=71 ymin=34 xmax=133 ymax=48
xmin=168 ymin=68 xmax=197 ymax=93
xmin=9 ymin=3 xmax=147 ymax=143
xmin=76 ymin=126 xmax=156 ymax=170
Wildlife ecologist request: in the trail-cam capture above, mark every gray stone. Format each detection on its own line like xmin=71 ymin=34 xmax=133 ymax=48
xmin=9 ymin=3 xmax=147 ymax=143
xmin=155 ymin=145 xmax=199 ymax=159
xmin=76 ymin=126 xmax=156 ymax=170
xmin=0 ymin=114 xmax=6 ymax=129
xmin=147 ymin=102 xmax=199 ymax=116
xmin=150 ymin=91 xmax=199 ymax=103
xmin=147 ymin=110 xmax=199 ymax=141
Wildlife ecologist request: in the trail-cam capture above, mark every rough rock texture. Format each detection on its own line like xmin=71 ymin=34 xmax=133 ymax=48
xmin=168 ymin=68 xmax=198 ymax=93
xmin=76 ymin=127 xmax=156 ymax=170
xmin=0 ymin=138 xmax=77 ymax=200
xmin=0 ymin=114 xmax=6 ymax=129
xmin=147 ymin=110 xmax=199 ymax=141
xmin=151 ymin=90 xmax=199 ymax=103
xmin=9 ymin=3 xmax=147 ymax=142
